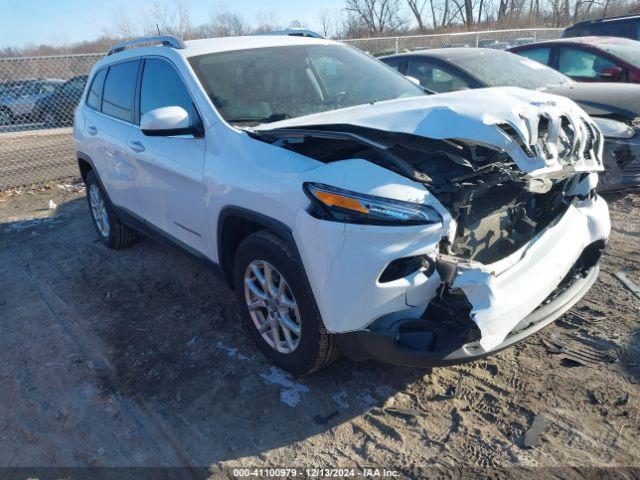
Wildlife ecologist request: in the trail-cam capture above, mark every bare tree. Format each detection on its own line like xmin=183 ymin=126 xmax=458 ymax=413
xmin=202 ymin=7 xmax=248 ymax=37
xmin=344 ymin=0 xmax=404 ymax=33
xmin=406 ymin=0 xmax=429 ymax=31
xmin=318 ymin=8 xmax=334 ymax=37
xmin=254 ymin=10 xmax=282 ymax=33
xmin=144 ymin=0 xmax=192 ymax=38
xmin=112 ymin=10 xmax=139 ymax=39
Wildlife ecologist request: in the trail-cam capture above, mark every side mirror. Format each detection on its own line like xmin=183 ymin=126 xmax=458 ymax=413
xmin=141 ymin=106 xmax=201 ymax=137
xmin=597 ymin=66 xmax=623 ymax=81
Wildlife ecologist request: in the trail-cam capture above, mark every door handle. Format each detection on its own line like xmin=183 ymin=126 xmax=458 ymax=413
xmin=128 ymin=141 xmax=145 ymax=153
xmin=87 ymin=125 xmax=97 ymax=135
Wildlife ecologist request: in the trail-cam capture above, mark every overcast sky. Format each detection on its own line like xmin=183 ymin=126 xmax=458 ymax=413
xmin=0 ymin=0 xmax=345 ymax=48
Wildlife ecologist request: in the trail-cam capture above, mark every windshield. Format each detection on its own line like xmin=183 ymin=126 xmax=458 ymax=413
xmin=605 ymin=43 xmax=640 ymax=66
xmin=189 ymin=44 xmax=425 ymax=125
xmin=454 ymin=50 xmax=574 ymax=89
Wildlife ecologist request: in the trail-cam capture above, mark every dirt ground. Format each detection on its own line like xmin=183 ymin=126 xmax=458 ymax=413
xmin=1 ymin=182 xmax=639 ymax=478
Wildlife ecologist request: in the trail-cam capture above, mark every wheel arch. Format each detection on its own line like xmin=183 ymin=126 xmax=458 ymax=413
xmin=217 ymin=207 xmax=303 ymax=290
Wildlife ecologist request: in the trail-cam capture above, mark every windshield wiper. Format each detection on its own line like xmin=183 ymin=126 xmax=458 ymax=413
xmin=228 ymin=113 xmax=291 ymax=125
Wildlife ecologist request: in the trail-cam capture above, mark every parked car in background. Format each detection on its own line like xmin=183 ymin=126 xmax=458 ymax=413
xmin=74 ymin=34 xmax=609 ymax=374
xmin=563 ymin=14 xmax=640 ymax=41
xmin=380 ymin=48 xmax=640 ymax=190
xmin=34 ymin=75 xmax=88 ymax=127
xmin=508 ymin=36 xmax=640 ymax=84
xmin=0 ymin=79 xmax=63 ymax=125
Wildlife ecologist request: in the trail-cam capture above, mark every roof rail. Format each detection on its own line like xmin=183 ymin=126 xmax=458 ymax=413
xmin=252 ymin=29 xmax=324 ymax=39
xmin=108 ymin=35 xmax=186 ymax=56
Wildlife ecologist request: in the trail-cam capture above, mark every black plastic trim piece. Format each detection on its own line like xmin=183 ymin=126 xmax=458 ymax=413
xmin=216 ymin=206 xmax=300 ymax=286
xmin=113 ymin=205 xmax=222 ymax=280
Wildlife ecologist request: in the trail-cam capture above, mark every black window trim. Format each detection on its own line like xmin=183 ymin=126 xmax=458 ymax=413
xmin=89 ymin=58 xmax=142 ymax=125
xmin=136 ymin=55 xmax=204 ymax=131
xmin=85 ymin=67 xmax=107 ymax=112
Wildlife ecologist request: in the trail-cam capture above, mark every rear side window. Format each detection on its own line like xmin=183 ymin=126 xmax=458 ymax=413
xmin=140 ymin=58 xmax=199 ymax=125
xmin=86 ymin=68 xmax=107 ymax=110
xmin=102 ymin=60 xmax=140 ymax=122
xmin=518 ymin=47 xmax=551 ymax=65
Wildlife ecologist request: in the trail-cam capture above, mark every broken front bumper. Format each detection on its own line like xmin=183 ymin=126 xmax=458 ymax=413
xmin=337 ymin=194 xmax=610 ymax=367
xmin=338 ymin=259 xmax=600 ymax=368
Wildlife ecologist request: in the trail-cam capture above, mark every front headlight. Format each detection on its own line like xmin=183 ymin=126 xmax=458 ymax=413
xmin=594 ymin=118 xmax=636 ymax=140
xmin=304 ymin=182 xmax=442 ymax=226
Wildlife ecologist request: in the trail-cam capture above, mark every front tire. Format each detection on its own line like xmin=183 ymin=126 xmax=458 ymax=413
xmin=84 ymin=170 xmax=137 ymax=249
xmin=233 ymin=230 xmax=338 ymax=375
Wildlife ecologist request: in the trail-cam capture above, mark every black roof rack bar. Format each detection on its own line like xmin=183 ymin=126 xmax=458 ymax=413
xmin=571 ymin=13 xmax=640 ymax=26
xmin=108 ymin=35 xmax=186 ymax=56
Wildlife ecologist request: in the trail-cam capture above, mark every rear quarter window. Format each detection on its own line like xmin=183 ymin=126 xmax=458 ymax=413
xmin=517 ymin=47 xmax=551 ymax=65
xmin=101 ymin=60 xmax=140 ymax=122
xmin=86 ymin=68 xmax=107 ymax=110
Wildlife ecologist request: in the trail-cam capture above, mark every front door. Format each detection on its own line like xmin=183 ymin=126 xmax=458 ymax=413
xmin=128 ymin=57 xmax=209 ymax=255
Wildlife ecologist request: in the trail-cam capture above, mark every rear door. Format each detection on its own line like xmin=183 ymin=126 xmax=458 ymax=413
xmin=82 ymin=59 xmax=143 ymax=216
xmin=128 ymin=57 xmax=209 ymax=255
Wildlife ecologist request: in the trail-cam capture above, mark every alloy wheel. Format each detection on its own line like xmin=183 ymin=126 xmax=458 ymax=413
xmin=89 ymin=184 xmax=110 ymax=237
xmin=244 ymin=260 xmax=302 ymax=354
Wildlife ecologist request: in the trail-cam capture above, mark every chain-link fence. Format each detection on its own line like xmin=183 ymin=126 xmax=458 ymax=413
xmin=342 ymin=28 xmax=562 ymax=56
xmin=0 ymin=29 xmax=562 ymax=191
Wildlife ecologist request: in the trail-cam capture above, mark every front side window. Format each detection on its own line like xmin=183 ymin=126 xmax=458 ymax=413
xmin=407 ymin=59 xmax=470 ymax=93
xmin=558 ymin=47 xmax=617 ymax=79
xmin=189 ymin=44 xmax=425 ymax=125
xmin=102 ymin=60 xmax=139 ymax=122
xmin=518 ymin=47 xmax=552 ymax=65
xmin=86 ymin=69 xmax=106 ymax=110
xmin=140 ymin=58 xmax=199 ymax=125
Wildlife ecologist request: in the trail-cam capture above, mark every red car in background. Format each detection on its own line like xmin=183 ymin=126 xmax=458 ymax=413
xmin=509 ymin=36 xmax=640 ymax=84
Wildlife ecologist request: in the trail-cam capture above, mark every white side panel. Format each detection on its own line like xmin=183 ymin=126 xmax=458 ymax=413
xmin=83 ymin=109 xmax=143 ymax=216
xmin=129 ymin=127 xmax=209 ymax=254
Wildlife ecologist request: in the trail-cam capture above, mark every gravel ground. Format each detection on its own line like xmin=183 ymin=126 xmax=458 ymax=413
xmin=0 ymin=184 xmax=639 ymax=479
xmin=0 ymin=128 xmax=76 ymax=189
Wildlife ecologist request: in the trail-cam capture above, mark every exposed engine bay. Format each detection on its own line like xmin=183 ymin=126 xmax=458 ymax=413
xmin=252 ymin=121 xmax=601 ymax=265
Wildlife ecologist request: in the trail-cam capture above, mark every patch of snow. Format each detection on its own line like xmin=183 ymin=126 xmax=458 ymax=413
xmin=215 ymin=341 xmax=251 ymax=360
xmin=4 ymin=216 xmax=61 ymax=232
xmin=332 ymin=389 xmax=350 ymax=409
xmin=260 ymin=366 xmax=310 ymax=408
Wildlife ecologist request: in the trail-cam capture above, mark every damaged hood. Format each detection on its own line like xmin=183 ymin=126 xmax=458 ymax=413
xmin=255 ymin=86 xmax=603 ymax=177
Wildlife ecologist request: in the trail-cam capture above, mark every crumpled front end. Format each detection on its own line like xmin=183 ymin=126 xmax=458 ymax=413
xmin=254 ymin=87 xmax=611 ymax=365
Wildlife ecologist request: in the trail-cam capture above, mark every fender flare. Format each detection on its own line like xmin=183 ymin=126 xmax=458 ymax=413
xmin=216 ymin=206 xmax=310 ymax=291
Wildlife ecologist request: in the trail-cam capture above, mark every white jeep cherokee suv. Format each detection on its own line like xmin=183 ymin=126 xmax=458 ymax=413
xmin=74 ymin=34 xmax=610 ymax=374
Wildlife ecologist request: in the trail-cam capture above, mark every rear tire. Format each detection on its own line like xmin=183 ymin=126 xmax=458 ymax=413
xmin=234 ymin=230 xmax=338 ymax=375
xmin=84 ymin=170 xmax=137 ymax=249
